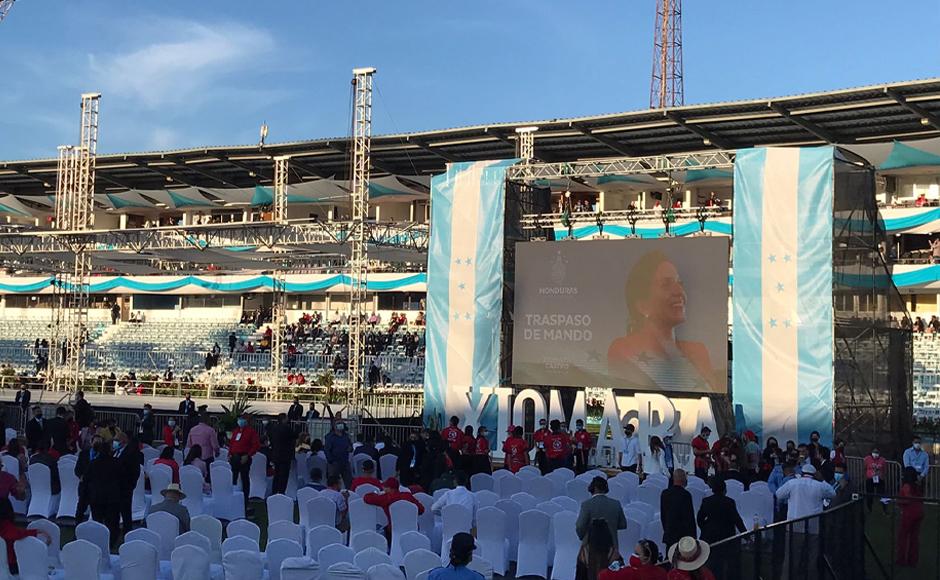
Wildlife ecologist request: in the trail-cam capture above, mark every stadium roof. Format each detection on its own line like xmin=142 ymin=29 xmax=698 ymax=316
xmin=2 ymin=77 xmax=940 ymax=197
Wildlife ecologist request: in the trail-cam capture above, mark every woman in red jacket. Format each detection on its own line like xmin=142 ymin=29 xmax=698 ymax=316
xmin=897 ymin=466 xmax=925 ymax=567
xmin=0 ymin=497 xmax=49 ymax=574
xmin=154 ymin=445 xmax=180 ymax=484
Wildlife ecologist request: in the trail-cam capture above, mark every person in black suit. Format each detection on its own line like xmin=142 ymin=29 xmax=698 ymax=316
xmin=660 ymin=468 xmax=697 ymax=550
xmin=14 ymin=385 xmax=30 ymax=411
xmin=269 ymin=413 xmax=297 ymax=495
xmin=82 ymin=441 xmax=122 ymax=547
xmin=112 ymin=432 xmax=141 ymax=542
xmin=24 ymin=406 xmax=45 ymax=452
xmin=45 ymin=407 xmax=69 ymax=455
xmin=75 ymin=434 xmax=104 ymax=522
xmin=73 ymin=390 xmax=93 ymax=428
xmin=28 ymin=439 xmax=60 ymax=495
xmin=138 ymin=404 xmax=155 ymax=446
xmin=287 ymin=397 xmax=303 ymax=423
xmin=178 ymin=394 xmax=196 ymax=417
xmin=697 ymin=477 xmax=746 ymax=580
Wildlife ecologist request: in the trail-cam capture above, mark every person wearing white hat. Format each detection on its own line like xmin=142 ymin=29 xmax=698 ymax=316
xmin=666 ymin=536 xmax=714 ymax=579
xmin=774 ymin=463 xmax=835 ymax=577
xmin=148 ymin=483 xmax=191 ymax=533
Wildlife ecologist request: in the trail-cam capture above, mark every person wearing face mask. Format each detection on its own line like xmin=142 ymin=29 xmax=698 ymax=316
xmin=807 ymin=431 xmax=829 ymax=469
xmin=829 ymin=439 xmax=847 ymax=469
xmin=903 ymin=436 xmax=930 ymax=483
xmin=138 ymin=404 xmax=155 ymax=446
xmin=324 ymin=420 xmax=353 ymax=488
xmin=619 ymin=424 xmax=640 ymax=473
xmin=229 ymin=414 xmax=261 ymax=511
xmin=533 ymin=418 xmax=550 ymax=474
xmin=474 ymin=426 xmax=492 ymax=475
xmin=573 ymin=419 xmax=593 ymax=475
xmin=696 ymin=477 xmax=746 ymax=580
xmin=112 ymin=432 xmax=142 ymax=542
xmin=162 ymin=417 xmax=180 ymax=449
xmin=24 ymin=406 xmax=45 ymax=452
xmin=599 ymin=539 xmax=666 ymax=579
xmin=760 ymin=437 xmax=784 ymax=481
xmin=864 ymin=447 xmax=887 ymax=513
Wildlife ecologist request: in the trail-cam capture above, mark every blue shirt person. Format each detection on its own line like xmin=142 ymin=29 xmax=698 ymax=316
xmin=902 ymin=437 xmax=930 ymax=479
xmin=429 ymin=532 xmax=484 ymax=580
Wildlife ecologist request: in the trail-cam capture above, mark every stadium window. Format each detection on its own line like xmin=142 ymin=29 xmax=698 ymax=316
xmin=132 ymin=295 xmax=179 ymax=310
xmin=377 ymin=292 xmax=426 ymax=311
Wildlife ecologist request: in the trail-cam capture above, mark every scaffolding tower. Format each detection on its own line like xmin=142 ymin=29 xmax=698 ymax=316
xmin=269 ymin=155 xmax=290 ymax=382
xmin=347 ymin=67 xmax=375 ymax=415
xmin=650 ymin=0 xmax=684 ymax=109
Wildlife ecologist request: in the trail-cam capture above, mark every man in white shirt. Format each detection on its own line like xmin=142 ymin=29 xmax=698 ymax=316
xmin=431 ymin=471 xmax=478 ymax=525
xmin=774 ymin=464 xmax=836 ymax=577
xmin=320 ymin=474 xmax=350 ymax=531
xmin=618 ymin=424 xmax=640 ymax=472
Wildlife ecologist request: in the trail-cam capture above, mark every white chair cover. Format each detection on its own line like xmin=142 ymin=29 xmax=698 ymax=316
xmin=75 ymin=519 xmax=117 ymax=574
xmin=402 ymin=548 xmax=438 ymax=580
xmin=142 ymin=447 xmax=160 ymax=472
xmin=469 ymin=473 xmax=494 ymax=492
xmin=627 ymin=501 xmax=655 ymax=523
xmin=495 ymin=474 xmax=521 ymax=499
xmin=351 ymin=454 xmax=373 ymax=477
xmin=356 ymin=483 xmax=380 ymax=496
xmin=146 ymin=511 xmax=181 ymax=560
xmin=529 ymin=477 xmax=554 ymax=502
xmin=389 ymin=499 xmax=418 ymax=565
xmin=366 ymin=563 xmax=405 ymax=580
xmin=2 ymin=456 xmax=26 ymax=516
xmin=415 ymin=571 xmax=429 ymax=580
xmin=515 ymin=510 xmax=550 ymax=579
xmin=296 ymin=487 xmax=318 ymax=530
xmin=56 ymin=460 xmax=80 ymax=519
xmin=536 ymin=501 xmax=563 ymax=517
xmin=119 ymin=539 xmax=160 ymax=580
xmin=551 ymin=510 xmax=579 ymax=580
xmin=171 ymin=544 xmax=210 ymax=580
xmin=14 ymin=536 xmax=49 ymax=580
xmin=738 ymin=489 xmax=773 ymax=528
xmin=227 ymin=518 xmax=261 ymax=544
xmin=398 ymin=530 xmax=430 ymax=555
xmin=266 ymin=538 xmax=303 ymax=580
xmin=350 ymin=530 xmax=387 ymax=553
xmin=726 ymin=478 xmax=745 ymax=499
xmin=269 ymin=521 xmax=303 ymax=545
xmin=353 ymin=547 xmax=392 ymax=571
xmin=326 ymin=561 xmax=365 ymax=580
xmin=210 ymin=463 xmax=245 ymax=521
xmin=216 ymin=449 xmax=229 ymax=463
xmin=476 ymin=506 xmax=508 ymax=576
xmin=295 ymin=453 xmax=311 ymax=487
xmin=305 ymin=496 xmax=337 ymax=530
xmin=180 ymin=465 xmax=206 ymax=516
xmin=317 ymin=543 xmax=354 ymax=569
xmin=552 ymin=496 xmax=580 ymax=513
xmin=467 ymin=555 xmax=495 ymax=580
xmin=379 ymin=455 xmax=397 ymax=480
xmin=509 ymin=492 xmax=537 ymax=512
xmin=26 ymin=463 xmax=58 ymax=519
xmin=518 ymin=466 xmax=540 ymax=478
xmin=267 ymin=493 xmax=296 ymax=524
xmin=0 ymin=529 xmax=12 ymax=580
xmin=61 ymin=539 xmax=106 ymax=580
xmin=646 ymin=519 xmax=666 ymax=555
xmin=222 ymin=536 xmax=259 ymax=555
xmin=688 ymin=486 xmax=706 ymax=516
xmin=494 ymin=499 xmax=521 ymax=561
xmin=3 ymin=429 xmax=15 ymax=445
xmin=619 ymin=517 xmax=644 ymax=557
xmin=149 ymin=464 xmax=173 ymax=499
xmin=306 ymin=525 xmax=343 ymax=558
xmin=636 ymin=484 xmax=662 ymax=508
xmin=175 ymin=530 xmax=211 ymax=553
xmin=223 ymin=550 xmax=265 ymax=580
xmin=192 ymin=514 xmax=224 ymax=564
xmin=125 ymin=527 xmax=163 ymax=554
xmin=280 ymin=556 xmax=319 ymax=580
xmin=565 ymin=479 xmax=591 ymax=503
xmin=27 ymin=518 xmax=60 ymax=567
xmin=348 ymin=498 xmax=378 ymax=538
xmin=248 ymin=453 xmax=269 ymax=500
xmin=440 ymin=503 xmax=472 ymax=554
xmin=474 ymin=490 xmax=499 ymax=509
xmin=132 ymin=470 xmax=148 ymax=521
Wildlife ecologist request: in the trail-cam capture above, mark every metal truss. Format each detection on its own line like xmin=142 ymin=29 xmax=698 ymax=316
xmin=270 ymin=269 xmax=286 ymax=380
xmin=521 ymin=206 xmax=731 ymax=231
xmin=505 ymin=150 xmax=735 ymax=182
xmin=273 ymin=156 xmax=289 ymax=224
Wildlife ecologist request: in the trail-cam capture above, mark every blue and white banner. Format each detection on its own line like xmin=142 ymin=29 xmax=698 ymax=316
xmin=424 ymin=160 xmax=517 ymax=426
xmin=732 ymin=147 xmax=834 ymax=444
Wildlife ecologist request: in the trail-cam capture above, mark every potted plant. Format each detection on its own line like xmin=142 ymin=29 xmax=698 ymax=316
xmin=219 ymin=393 xmax=255 ymax=437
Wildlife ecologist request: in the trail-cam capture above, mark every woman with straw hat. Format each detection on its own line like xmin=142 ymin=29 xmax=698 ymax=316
xmin=666 ymin=537 xmax=715 ymax=580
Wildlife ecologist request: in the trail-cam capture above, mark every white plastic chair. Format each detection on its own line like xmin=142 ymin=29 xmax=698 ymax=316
xmin=75 ymin=519 xmax=119 ymax=574
xmin=132 ymin=470 xmax=148 ymax=522
xmin=192 ymin=514 xmax=224 ymax=564
xmin=280 ymin=555 xmax=319 ymax=580
xmin=366 ymin=562 xmax=405 ymax=580
xmin=551 ymin=496 xmax=579 ymax=513
xmin=476 ymin=506 xmax=508 ymax=576
xmin=467 ymin=555 xmax=495 ymax=580
xmin=551 ymin=510 xmax=579 ymax=580
xmin=389 ymin=499 xmax=418 ymax=565
xmin=26 ymin=463 xmax=58 ymax=518
xmin=13 ymin=536 xmax=48 ymax=580
xmin=402 ymin=548 xmax=439 ymax=580
xmin=317 ymin=543 xmax=354 ymax=569
xmin=223 ymin=549 xmax=266 ymax=580
xmin=149 ymin=464 xmax=173 ymax=498
xmin=529 ymin=477 xmax=554 ymax=502
xmin=248 ymin=453 xmax=269 ymax=500
xmin=350 ymin=530 xmax=387 ymax=553
xmin=119 ymin=539 xmax=160 ymax=580
xmin=171 ymin=544 xmax=210 ymax=580
xmin=379 ymin=455 xmax=397 ymax=480
xmin=266 ymin=538 xmax=303 ymax=580
xmin=269 ymin=521 xmax=303 ymax=545
xmin=565 ymin=479 xmax=590 ymax=503
xmin=146 ymin=511 xmax=181 ymax=560
xmin=61 ymin=539 xmax=109 ymax=580
xmin=27 ymin=518 xmax=60 ymax=567
xmin=325 ymin=561 xmax=365 ymax=580
xmin=515 ymin=510 xmax=550 ymax=579
xmin=619 ymin=518 xmax=644 ymax=560
xmin=440 ymin=503 xmax=472 ymax=555
xmin=474 ymin=490 xmax=499 ymax=509
xmin=348 ymin=498 xmax=378 ymax=538
xmin=636 ymin=485 xmax=661 ymax=509
xmin=413 ymin=493 xmax=435 ymax=545
xmin=354 ymin=547 xmax=392 ymax=571
xmin=494 ymin=499 xmax=522 ymax=561
xmin=227 ymin=519 xmax=261 ymax=544
xmin=495 ymin=474 xmax=521 ymax=499
xmin=56 ymin=460 xmax=80 ymax=519
xmin=351 ymin=453 xmax=373 ymax=477
xmin=296 ymin=487 xmax=318 ymax=529
xmin=398 ymin=530 xmax=430 ymax=555
xmin=305 ymin=496 xmax=337 ymax=530
xmin=510 ymin=492 xmax=537 ymax=512
xmin=180 ymin=465 xmax=206 ymax=516
xmin=210 ymin=463 xmax=245 ymax=521
xmin=267 ymin=494 xmax=296 ymax=524
xmin=469 ymin=473 xmax=494 ymax=492
xmin=306 ymin=525 xmax=343 ymax=558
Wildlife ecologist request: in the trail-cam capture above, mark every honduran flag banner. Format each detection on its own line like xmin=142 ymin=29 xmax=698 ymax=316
xmin=424 ymin=159 xmax=518 ymax=428
xmin=732 ymin=147 xmax=834 ymax=445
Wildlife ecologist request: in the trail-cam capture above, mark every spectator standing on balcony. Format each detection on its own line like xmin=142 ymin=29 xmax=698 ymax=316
xmin=138 ymin=404 xmax=155 ymax=446
xmin=287 ymin=397 xmax=303 ymax=423
xmin=110 ymin=301 xmax=120 ymax=325
xmin=228 ymin=331 xmax=237 ymax=357
xmin=186 ymin=413 xmax=218 ymax=461
xmin=691 ymin=426 xmax=712 ymax=480
xmin=930 ymin=238 xmax=940 ymax=264
xmin=324 ymin=420 xmax=353 ymax=488
xmin=270 ymin=413 xmax=296 ymax=495
xmin=903 ymin=436 xmax=930 ymax=483
xmin=229 ymin=414 xmax=261 ymax=512
xmin=896 ymin=466 xmax=925 ymax=567
xmin=14 ymin=385 xmax=30 ymax=412
xmin=864 ymin=447 xmax=887 ymax=513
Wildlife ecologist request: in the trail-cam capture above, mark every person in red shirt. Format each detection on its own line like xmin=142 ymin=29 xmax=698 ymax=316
xmin=0 ymin=498 xmax=49 ymax=574
xmin=154 ymin=445 xmax=180 ymax=484
xmin=441 ymin=415 xmax=462 ymax=467
xmin=533 ymin=418 xmax=550 ymax=474
xmin=666 ymin=537 xmax=716 ymax=580
xmin=459 ymin=426 xmax=476 ymax=476
xmin=691 ymin=426 xmax=712 ymax=480
xmin=475 ymin=426 xmax=492 ymax=475
xmin=544 ymin=419 xmax=571 ymax=473
xmin=599 ymin=539 xmax=667 ymax=580
xmin=163 ymin=419 xmax=180 ymax=449
xmin=350 ymin=459 xmax=382 ymax=491
xmin=228 ymin=414 xmax=261 ymax=511
xmin=573 ymin=419 xmax=593 ymax=475
xmin=502 ymin=425 xmax=529 ymax=473
xmin=362 ymin=477 xmax=425 ymax=535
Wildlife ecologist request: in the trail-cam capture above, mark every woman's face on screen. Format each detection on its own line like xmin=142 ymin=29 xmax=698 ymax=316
xmin=641 ymin=260 xmax=686 ymax=327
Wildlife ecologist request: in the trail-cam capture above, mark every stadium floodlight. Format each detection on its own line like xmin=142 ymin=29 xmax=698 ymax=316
xmin=0 ymin=0 xmax=15 ymax=23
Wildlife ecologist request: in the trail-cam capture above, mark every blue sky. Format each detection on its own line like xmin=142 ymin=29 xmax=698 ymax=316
xmin=1 ymin=0 xmax=938 ymax=160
